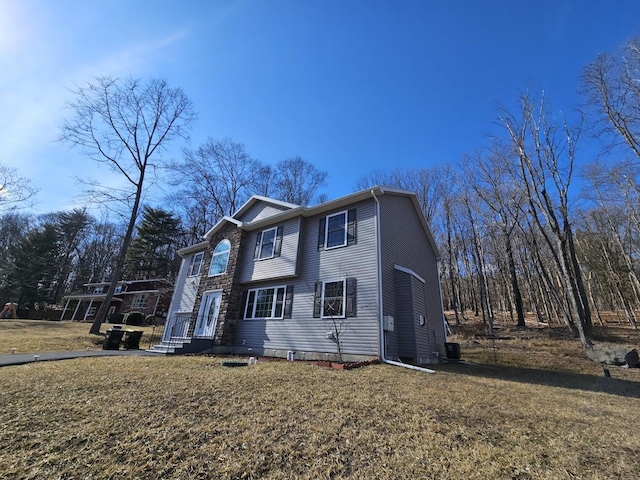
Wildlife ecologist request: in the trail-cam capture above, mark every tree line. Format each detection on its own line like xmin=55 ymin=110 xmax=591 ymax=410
xmin=0 ymin=140 xmax=328 ymax=313
xmin=2 ymin=39 xmax=640 ymax=345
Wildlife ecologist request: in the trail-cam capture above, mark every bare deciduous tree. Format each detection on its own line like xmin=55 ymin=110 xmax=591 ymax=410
xmin=467 ymin=149 xmax=527 ymax=329
xmin=499 ymin=93 xmax=593 ymax=347
xmin=59 ymin=76 xmax=196 ymax=334
xmin=0 ymin=164 xmax=38 ymax=211
xmin=270 ymin=156 xmax=327 ymax=206
xmin=170 ymin=138 xmax=264 ymax=232
xmin=582 ymin=38 xmax=640 ymax=158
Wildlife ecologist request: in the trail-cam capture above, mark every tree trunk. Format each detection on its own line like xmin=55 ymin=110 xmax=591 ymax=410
xmin=89 ymin=180 xmax=144 ymax=335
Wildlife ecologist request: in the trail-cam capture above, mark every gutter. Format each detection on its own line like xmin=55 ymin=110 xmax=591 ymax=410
xmin=371 ymin=190 xmax=435 ymax=374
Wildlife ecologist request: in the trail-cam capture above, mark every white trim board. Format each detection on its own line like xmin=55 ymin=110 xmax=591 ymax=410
xmin=393 ymin=264 xmax=426 ymax=284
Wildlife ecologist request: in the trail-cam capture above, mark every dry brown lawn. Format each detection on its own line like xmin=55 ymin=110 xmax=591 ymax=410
xmin=0 ymin=316 xmax=639 ymax=479
xmin=0 ymin=320 xmax=156 ymax=354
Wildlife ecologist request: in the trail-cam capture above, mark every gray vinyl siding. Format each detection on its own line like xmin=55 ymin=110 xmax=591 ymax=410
xmin=233 ymin=199 xmax=380 ymax=357
xmin=394 ymin=269 xmax=416 ymax=358
xmin=168 ymin=252 xmax=203 ymax=315
xmin=379 ymin=194 xmax=446 ymax=357
xmin=238 ymin=202 xmax=291 ymax=223
xmin=412 ymin=275 xmax=434 ymax=362
xmin=238 ymin=217 xmax=300 ymax=283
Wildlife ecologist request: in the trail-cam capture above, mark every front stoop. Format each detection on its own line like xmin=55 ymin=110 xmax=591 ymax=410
xmin=147 ymin=338 xmax=216 ymax=355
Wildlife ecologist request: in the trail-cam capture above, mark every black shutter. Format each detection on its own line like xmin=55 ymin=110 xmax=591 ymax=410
xmin=283 ymin=285 xmax=293 ymax=319
xmin=313 ymin=281 xmax=322 ymax=317
xmin=253 ymin=232 xmax=262 ymax=260
xmin=239 ymin=290 xmax=248 ymax=320
xmin=317 ymin=217 xmax=326 ymax=250
xmin=347 ymin=209 xmax=356 ymax=245
xmin=346 ymin=278 xmax=356 ymax=317
xmin=274 ymin=226 xmax=284 ymax=257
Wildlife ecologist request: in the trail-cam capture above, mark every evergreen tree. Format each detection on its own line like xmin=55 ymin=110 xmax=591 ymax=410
xmin=5 ymin=223 xmax=61 ymax=309
xmin=125 ymin=206 xmax=181 ymax=280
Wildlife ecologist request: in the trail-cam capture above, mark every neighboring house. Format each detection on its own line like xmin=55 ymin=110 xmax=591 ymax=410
xmin=60 ymin=279 xmax=173 ymax=322
xmin=152 ymin=186 xmax=447 ymax=365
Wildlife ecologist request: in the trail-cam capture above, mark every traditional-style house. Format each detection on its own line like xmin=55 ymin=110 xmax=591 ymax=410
xmin=150 ymin=187 xmax=447 ymax=365
xmin=60 ymin=279 xmax=173 ymax=322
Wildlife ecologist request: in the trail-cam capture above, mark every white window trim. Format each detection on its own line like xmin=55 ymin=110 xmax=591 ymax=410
xmin=256 ymin=227 xmax=278 ymax=260
xmin=321 ymin=279 xmax=346 ymax=318
xmin=244 ymin=285 xmax=287 ymax=320
xmin=87 ymin=306 xmax=97 ymax=316
xmin=209 ymin=240 xmax=230 ymax=277
xmin=188 ymin=252 xmax=204 ymax=276
xmin=325 ymin=210 xmax=348 ymax=250
xmin=132 ymin=294 xmax=148 ymax=309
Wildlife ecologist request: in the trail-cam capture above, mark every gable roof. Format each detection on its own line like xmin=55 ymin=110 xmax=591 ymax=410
xmin=180 ymin=186 xmax=440 ymax=260
xmin=202 ymin=216 xmax=243 ymax=242
xmin=242 ymin=186 xmax=441 ymax=259
xmin=231 ymin=195 xmax=300 ymax=221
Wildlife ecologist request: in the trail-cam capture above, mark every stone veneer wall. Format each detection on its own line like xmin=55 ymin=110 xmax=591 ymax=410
xmin=190 ymin=223 xmax=246 ymax=346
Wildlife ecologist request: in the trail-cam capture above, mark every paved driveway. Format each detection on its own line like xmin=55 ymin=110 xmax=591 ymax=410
xmin=0 ymin=349 xmax=162 ymax=367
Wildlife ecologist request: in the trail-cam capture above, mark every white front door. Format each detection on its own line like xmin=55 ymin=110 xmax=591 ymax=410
xmin=194 ymin=291 xmax=222 ymax=338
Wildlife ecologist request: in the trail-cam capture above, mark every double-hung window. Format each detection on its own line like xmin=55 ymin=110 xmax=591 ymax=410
xmin=318 ymin=209 xmax=356 ymax=250
xmin=313 ymin=278 xmax=357 ymax=318
xmin=244 ymin=285 xmax=293 ymax=319
xmin=188 ymin=252 xmax=204 ymax=276
xmin=132 ymin=294 xmax=148 ymax=309
xmin=326 ymin=212 xmax=347 ymax=249
xmin=322 ymin=280 xmax=345 ymax=317
xmin=254 ymin=226 xmax=284 ymax=260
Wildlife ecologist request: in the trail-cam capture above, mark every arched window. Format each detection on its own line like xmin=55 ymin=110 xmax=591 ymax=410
xmin=208 ymin=240 xmax=231 ymax=276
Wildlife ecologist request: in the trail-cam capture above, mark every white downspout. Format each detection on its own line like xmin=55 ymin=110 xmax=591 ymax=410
xmin=371 ymin=189 xmax=435 ymax=374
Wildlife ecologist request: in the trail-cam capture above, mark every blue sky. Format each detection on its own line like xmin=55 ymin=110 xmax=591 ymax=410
xmin=1 ymin=0 xmax=639 ymax=214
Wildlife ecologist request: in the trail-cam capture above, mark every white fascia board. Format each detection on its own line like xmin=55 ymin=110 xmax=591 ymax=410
xmin=125 ymin=278 xmax=173 ymax=286
xmin=177 ymin=241 xmax=209 ymax=257
xmin=242 ymin=187 xmax=387 ymax=231
xmin=119 ymin=289 xmax=162 ymax=295
xmin=231 ymin=195 xmax=299 ymax=220
xmin=203 ymin=216 xmax=243 ymax=241
xmin=394 ymin=264 xmax=426 ymax=284
xmin=61 ymin=294 xmax=123 ymax=302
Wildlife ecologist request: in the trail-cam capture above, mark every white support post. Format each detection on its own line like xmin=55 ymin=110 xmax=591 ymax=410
xmin=83 ymin=299 xmax=94 ymax=322
xmin=71 ymin=300 xmax=82 ymax=321
xmin=60 ymin=299 xmax=71 ymax=320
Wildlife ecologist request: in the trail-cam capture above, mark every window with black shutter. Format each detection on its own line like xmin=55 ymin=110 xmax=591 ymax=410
xmin=253 ymin=226 xmax=284 ymax=260
xmin=318 ymin=209 xmax=356 ymax=250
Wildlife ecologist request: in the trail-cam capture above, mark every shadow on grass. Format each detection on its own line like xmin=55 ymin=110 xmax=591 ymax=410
xmin=439 ymin=362 xmax=640 ymax=399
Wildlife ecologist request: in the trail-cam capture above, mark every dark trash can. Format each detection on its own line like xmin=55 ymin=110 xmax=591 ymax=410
xmin=445 ymin=342 xmax=461 ymax=360
xmin=103 ymin=329 xmax=125 ymax=350
xmin=123 ymin=330 xmax=143 ymax=350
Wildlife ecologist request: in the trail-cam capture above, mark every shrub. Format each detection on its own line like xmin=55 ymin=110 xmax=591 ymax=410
xmin=125 ymin=311 xmax=145 ymax=326
xmin=108 ymin=312 xmax=125 ymax=324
